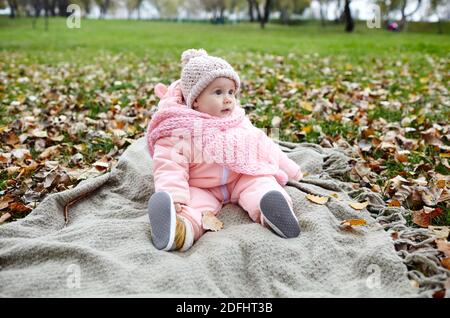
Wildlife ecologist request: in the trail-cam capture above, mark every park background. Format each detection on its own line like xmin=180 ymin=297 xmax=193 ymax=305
xmin=0 ymin=0 xmax=449 ymax=295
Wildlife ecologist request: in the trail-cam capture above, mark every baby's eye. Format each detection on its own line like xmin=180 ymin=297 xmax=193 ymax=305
xmin=228 ymin=90 xmax=235 ymax=95
xmin=215 ymin=90 xmax=222 ymax=95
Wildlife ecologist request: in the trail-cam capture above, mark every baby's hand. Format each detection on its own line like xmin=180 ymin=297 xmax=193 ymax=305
xmin=294 ymin=169 xmax=304 ymax=181
xmin=174 ymin=202 xmax=183 ymax=212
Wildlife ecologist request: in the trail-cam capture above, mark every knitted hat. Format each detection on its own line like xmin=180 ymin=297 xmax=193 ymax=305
xmin=180 ymin=49 xmax=240 ymax=108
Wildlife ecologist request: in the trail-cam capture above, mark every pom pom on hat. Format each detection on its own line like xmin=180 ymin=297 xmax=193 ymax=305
xmin=181 ymin=49 xmax=208 ymax=68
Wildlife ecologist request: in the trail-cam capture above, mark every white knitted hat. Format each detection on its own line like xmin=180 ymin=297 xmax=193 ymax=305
xmin=180 ymin=49 xmax=241 ymax=108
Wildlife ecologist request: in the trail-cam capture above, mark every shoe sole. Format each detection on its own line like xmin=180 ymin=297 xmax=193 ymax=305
xmin=148 ymin=191 xmax=176 ymax=251
xmin=260 ymin=190 xmax=300 ymax=238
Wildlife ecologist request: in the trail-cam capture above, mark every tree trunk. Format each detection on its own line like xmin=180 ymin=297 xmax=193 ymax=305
xmin=399 ymin=0 xmax=423 ymax=31
xmin=280 ymin=8 xmax=289 ymax=25
xmin=260 ymin=0 xmax=271 ymax=29
xmin=247 ymin=0 xmax=254 ymax=22
xmin=7 ymin=0 xmax=17 ymax=18
xmin=344 ymin=0 xmax=354 ymax=32
xmin=253 ymin=0 xmax=262 ymax=22
xmin=437 ymin=17 xmax=442 ymax=34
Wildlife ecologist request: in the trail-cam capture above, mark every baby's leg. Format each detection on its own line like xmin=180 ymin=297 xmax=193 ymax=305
xmin=178 ymin=186 xmax=223 ymax=242
xmin=232 ymin=175 xmax=292 ymax=223
xmin=232 ymin=175 xmax=299 ymax=238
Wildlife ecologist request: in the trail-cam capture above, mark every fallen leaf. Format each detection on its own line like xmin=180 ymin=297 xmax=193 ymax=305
xmin=441 ymin=258 xmax=450 ymax=270
xmin=93 ymin=159 xmax=110 ymax=171
xmin=0 ymin=194 xmax=14 ymax=210
xmin=0 ymin=212 xmax=12 ymax=223
xmin=388 ymin=200 xmax=401 ymax=207
xmin=412 ymin=207 xmax=442 ymax=228
xmin=38 ymin=145 xmax=60 ymax=160
xmin=349 ymin=201 xmax=369 ymax=210
xmin=428 ymin=226 xmax=449 ymax=240
xmin=202 ymin=211 xmax=223 ymax=232
xmin=340 ymin=219 xmax=367 ymax=227
xmin=432 ymin=290 xmax=446 ymax=298
xmin=9 ymin=202 xmax=32 ymax=214
xmin=435 ymin=239 xmax=450 ymax=257
xmin=306 ymin=194 xmax=329 ymax=204
xmin=300 ymin=101 xmax=313 ymax=112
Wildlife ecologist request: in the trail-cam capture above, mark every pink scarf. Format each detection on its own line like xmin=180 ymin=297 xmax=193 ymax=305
xmin=146 ymin=83 xmax=286 ymax=179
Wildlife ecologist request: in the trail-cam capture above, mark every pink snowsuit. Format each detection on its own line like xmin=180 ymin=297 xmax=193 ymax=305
xmin=148 ymin=80 xmax=303 ymax=242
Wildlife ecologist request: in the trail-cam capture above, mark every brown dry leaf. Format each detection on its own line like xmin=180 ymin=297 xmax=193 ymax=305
xmin=442 ymin=258 xmax=450 ymax=270
xmin=421 ymin=127 xmax=443 ymax=147
xmin=391 ymin=231 xmax=399 ymax=240
xmin=340 ymin=219 xmax=367 ymax=227
xmin=388 ymin=200 xmax=401 ymax=207
xmin=38 ymin=145 xmax=60 ymax=160
xmin=6 ymin=132 xmax=19 ymax=146
xmin=436 ymin=179 xmax=446 ymax=189
xmin=93 ymin=158 xmax=110 ymax=171
xmin=428 ymin=226 xmax=449 ymax=240
xmin=202 ymin=211 xmax=223 ymax=232
xmin=432 ymin=290 xmax=446 ymax=298
xmin=306 ymin=194 xmax=329 ymax=204
xmin=0 ymin=212 xmax=12 ymax=223
xmin=0 ymin=194 xmax=14 ymax=210
xmin=44 ymin=172 xmax=60 ymax=189
xmin=438 ymin=188 xmax=449 ymax=203
xmin=435 ymin=239 xmax=450 ymax=258
xmin=412 ymin=207 xmax=442 ymax=228
xmin=9 ymin=202 xmax=32 ymax=214
xmin=348 ymin=201 xmax=369 ymax=210
xmin=18 ymin=162 xmax=39 ymax=177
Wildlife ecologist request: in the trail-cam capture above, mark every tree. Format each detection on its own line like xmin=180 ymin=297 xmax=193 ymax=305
xmin=260 ymin=0 xmax=272 ymax=28
xmin=343 ymin=0 xmax=353 ymax=32
xmin=247 ymin=0 xmax=261 ymax=22
xmin=95 ymin=0 xmax=111 ymax=18
xmin=125 ymin=0 xmax=145 ymax=19
xmin=6 ymin=0 xmax=19 ymax=18
xmin=376 ymin=0 xmax=424 ymax=31
xmin=150 ymin=0 xmax=182 ymax=19
xmin=274 ymin=0 xmax=310 ymax=24
xmin=427 ymin=0 xmax=448 ymax=33
xmin=399 ymin=0 xmax=423 ymax=30
xmin=317 ymin=0 xmax=333 ymax=26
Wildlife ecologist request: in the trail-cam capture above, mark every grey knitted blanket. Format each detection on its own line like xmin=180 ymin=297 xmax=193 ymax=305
xmin=0 ymin=137 xmax=419 ymax=297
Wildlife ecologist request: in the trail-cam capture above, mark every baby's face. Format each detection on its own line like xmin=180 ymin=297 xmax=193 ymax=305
xmin=193 ymin=77 xmax=237 ymax=118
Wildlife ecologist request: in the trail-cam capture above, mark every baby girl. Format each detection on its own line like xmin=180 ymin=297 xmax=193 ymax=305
xmin=146 ymin=49 xmax=303 ymax=252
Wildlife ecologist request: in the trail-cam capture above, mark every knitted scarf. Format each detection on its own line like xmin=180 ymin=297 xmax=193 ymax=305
xmin=146 ymin=103 xmax=284 ymax=177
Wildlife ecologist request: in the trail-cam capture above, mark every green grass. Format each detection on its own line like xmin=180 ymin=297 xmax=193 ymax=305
xmin=1 ymin=17 xmax=449 ymax=64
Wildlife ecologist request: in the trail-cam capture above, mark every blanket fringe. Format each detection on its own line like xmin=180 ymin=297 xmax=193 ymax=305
xmin=348 ymin=188 xmax=450 ymax=297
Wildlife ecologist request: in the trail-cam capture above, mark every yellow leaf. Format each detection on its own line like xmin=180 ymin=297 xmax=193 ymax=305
xmin=306 ymin=194 xmax=329 ymax=204
xmin=349 ymin=201 xmax=369 ymax=210
xmin=301 ymin=125 xmax=313 ymax=134
xmin=340 ymin=219 xmax=367 ymax=227
xmin=202 ymin=211 xmax=223 ymax=232
xmin=301 ymin=101 xmax=313 ymax=112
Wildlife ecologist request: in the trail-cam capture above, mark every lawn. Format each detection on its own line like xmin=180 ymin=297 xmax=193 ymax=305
xmin=0 ymin=17 xmax=449 ymax=229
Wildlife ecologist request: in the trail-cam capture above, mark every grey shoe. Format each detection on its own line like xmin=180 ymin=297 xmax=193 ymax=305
xmin=259 ymin=190 xmax=300 ymax=238
xmin=148 ymin=191 xmax=176 ymax=251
